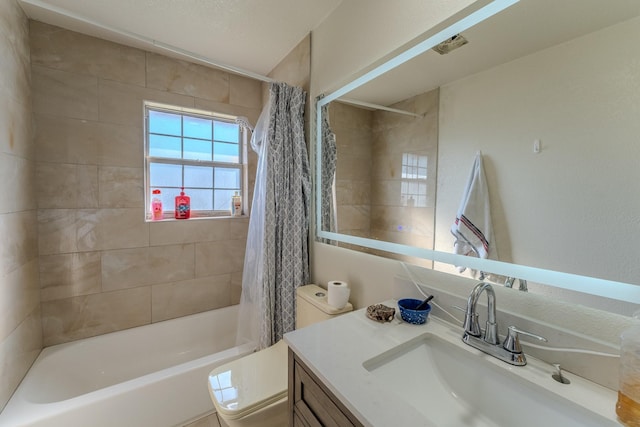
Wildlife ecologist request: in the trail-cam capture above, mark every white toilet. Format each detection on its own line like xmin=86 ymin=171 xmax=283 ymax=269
xmin=207 ymin=284 xmax=353 ymax=427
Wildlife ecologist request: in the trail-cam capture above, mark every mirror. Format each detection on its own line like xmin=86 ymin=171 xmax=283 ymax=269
xmin=316 ymin=0 xmax=640 ymax=312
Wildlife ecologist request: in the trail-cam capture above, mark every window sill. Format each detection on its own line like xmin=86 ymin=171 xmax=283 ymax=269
xmin=145 ymin=215 xmax=248 ymax=223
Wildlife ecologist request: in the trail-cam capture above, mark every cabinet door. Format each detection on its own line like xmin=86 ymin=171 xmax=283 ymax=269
xmin=289 ymin=348 xmax=363 ymax=427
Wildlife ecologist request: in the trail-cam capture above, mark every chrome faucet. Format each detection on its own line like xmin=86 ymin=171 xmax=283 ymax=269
xmin=505 ymin=277 xmax=528 ymax=292
xmin=462 ymin=282 xmax=546 ymax=366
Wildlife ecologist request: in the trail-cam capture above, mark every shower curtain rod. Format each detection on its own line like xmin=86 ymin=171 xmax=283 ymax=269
xmin=337 ymin=98 xmax=423 ymax=118
xmin=20 ymin=0 xmax=276 ymax=84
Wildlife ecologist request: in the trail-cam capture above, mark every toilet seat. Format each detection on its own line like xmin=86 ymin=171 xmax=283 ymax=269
xmin=208 ymin=340 xmax=288 ymax=420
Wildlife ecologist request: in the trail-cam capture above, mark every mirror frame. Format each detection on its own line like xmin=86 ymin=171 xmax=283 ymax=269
xmin=314 ymin=0 xmax=640 ymax=305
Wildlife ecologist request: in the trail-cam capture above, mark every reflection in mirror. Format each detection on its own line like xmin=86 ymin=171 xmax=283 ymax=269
xmin=317 ymin=0 xmax=640 ymax=312
xmin=325 ymin=91 xmax=438 ymax=268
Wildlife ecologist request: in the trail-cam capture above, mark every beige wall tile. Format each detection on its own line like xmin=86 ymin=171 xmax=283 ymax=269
xmin=37 ymin=209 xmax=77 ymax=255
xmin=151 ymin=274 xmax=232 ymax=322
xmin=102 ymin=244 xmax=195 ymax=291
xmin=0 ymin=3 xmax=40 ymax=406
xmin=98 ymin=166 xmax=143 ymax=208
xmin=76 ymin=208 xmax=149 ymax=251
xmin=34 ymin=114 xmax=99 ymax=165
xmin=228 ymin=218 xmax=249 ymax=240
xmin=267 ymin=34 xmax=311 ymax=91
xmin=0 ymin=152 xmax=36 ymax=214
xmin=30 ymin=21 xmax=146 ymax=86
xmin=149 ymin=218 xmax=230 ymax=246
xmin=0 ymin=97 xmax=33 ymax=159
xmin=98 ymin=79 xmax=194 ymax=126
xmin=77 ymin=165 xmax=99 ymax=208
xmin=336 ymin=205 xmax=370 ymax=232
xmin=97 ymin=124 xmax=142 ymax=167
xmin=146 ymin=52 xmax=229 ymax=102
xmin=0 ymin=211 xmax=38 ymax=275
xmin=39 ymin=252 xmax=101 ymax=302
xmin=41 ymin=287 xmax=151 ymax=346
xmin=336 ymin=154 xmax=371 ymax=181
xmin=231 ymin=271 xmax=242 ymax=305
xmin=36 ymin=162 xmax=78 ymax=208
xmin=229 ymin=74 xmax=262 ymax=109
xmin=0 ymin=259 xmax=39 ymax=343
xmin=195 ymin=239 xmax=246 ymax=277
xmin=193 ymin=99 xmax=262 ymax=126
xmin=32 ymin=65 xmax=99 ymax=120
xmin=0 ymin=306 xmax=42 ymax=411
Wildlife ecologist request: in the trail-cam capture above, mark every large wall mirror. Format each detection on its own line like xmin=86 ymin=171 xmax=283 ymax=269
xmin=316 ymin=0 xmax=640 ymax=314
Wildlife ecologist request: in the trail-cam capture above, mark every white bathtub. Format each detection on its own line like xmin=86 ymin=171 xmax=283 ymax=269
xmin=0 ymin=305 xmax=254 ymax=427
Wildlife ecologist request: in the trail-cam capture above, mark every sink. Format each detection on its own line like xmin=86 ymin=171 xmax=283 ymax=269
xmin=363 ymin=333 xmax=618 ymax=427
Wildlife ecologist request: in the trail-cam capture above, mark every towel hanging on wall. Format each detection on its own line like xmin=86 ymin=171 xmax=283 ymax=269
xmin=451 ymin=151 xmax=497 ymax=273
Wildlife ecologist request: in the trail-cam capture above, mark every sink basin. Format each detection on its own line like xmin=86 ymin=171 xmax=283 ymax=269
xmin=363 ymin=333 xmax=617 ymax=427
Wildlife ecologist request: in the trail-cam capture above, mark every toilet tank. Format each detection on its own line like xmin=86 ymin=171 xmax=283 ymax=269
xmin=296 ymin=284 xmax=353 ymax=329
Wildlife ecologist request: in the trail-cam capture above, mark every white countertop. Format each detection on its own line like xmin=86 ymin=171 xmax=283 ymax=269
xmin=283 ymin=300 xmax=620 ymax=427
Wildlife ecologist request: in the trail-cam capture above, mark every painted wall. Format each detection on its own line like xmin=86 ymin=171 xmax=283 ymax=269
xmin=30 ymin=21 xmax=263 ymax=346
xmin=309 ymin=0 xmax=637 ymax=388
xmin=0 ymin=0 xmax=42 ymax=411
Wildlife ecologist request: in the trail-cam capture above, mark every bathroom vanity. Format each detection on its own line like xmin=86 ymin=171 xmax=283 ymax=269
xmin=284 ymin=303 xmax=621 ymax=427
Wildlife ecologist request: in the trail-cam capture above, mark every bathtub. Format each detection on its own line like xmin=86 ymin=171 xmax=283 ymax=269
xmin=0 ymin=305 xmax=254 ymax=427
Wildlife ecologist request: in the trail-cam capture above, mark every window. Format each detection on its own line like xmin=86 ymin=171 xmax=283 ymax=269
xmin=400 ymin=153 xmax=428 ymax=207
xmin=144 ymin=102 xmax=245 ymax=220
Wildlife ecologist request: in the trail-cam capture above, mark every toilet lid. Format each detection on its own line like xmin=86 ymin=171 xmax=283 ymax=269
xmin=208 ymin=340 xmax=289 ymax=420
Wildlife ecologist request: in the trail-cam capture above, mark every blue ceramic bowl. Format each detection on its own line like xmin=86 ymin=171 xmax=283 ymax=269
xmin=398 ymin=298 xmax=431 ymax=325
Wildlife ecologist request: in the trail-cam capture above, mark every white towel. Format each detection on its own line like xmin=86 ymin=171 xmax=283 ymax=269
xmin=451 ymin=151 xmax=496 ymax=273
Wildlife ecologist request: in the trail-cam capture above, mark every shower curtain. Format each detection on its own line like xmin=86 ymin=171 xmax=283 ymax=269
xmin=320 ymin=104 xmax=338 ymax=237
xmin=236 ymin=82 xmax=311 ymax=350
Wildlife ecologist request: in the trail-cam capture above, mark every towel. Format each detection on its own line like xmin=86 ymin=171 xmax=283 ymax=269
xmin=451 ymin=151 xmax=496 ymax=273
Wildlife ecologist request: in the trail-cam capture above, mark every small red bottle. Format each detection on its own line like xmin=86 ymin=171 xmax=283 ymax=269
xmin=175 ymin=188 xmax=191 ymax=219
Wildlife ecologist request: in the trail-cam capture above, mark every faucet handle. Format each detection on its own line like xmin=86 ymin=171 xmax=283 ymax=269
xmin=503 ymin=326 xmax=547 ymax=354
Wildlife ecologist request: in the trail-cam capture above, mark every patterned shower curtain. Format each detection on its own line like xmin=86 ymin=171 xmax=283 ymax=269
xmin=236 ymin=82 xmax=311 ymax=350
xmin=320 ymin=104 xmax=337 ymax=237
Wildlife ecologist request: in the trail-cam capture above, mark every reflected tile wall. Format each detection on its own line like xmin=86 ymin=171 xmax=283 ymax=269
xmin=0 ymin=0 xmax=41 ymax=411
xmin=330 ymin=89 xmax=439 ymax=253
xmin=329 ymin=103 xmax=373 ymax=237
xmin=30 ymin=21 xmax=265 ymax=346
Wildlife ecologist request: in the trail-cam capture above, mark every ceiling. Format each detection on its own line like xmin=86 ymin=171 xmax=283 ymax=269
xmin=18 ymin=0 xmax=343 ymax=79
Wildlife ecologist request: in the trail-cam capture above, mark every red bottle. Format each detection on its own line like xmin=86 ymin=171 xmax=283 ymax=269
xmin=175 ymin=189 xmax=191 ymax=219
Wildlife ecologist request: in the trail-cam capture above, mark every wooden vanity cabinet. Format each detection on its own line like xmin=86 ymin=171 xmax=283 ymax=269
xmin=288 ymin=348 xmax=364 ymax=427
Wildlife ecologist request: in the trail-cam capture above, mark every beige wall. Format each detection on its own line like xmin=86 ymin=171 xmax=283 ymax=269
xmin=30 ymin=21 xmax=263 ymax=346
xmin=0 ymin=0 xmax=42 ymax=411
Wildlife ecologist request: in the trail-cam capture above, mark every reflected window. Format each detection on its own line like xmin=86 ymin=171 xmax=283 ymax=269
xmin=401 ymin=153 xmax=428 ymax=207
xmin=144 ymin=102 xmax=244 ymax=220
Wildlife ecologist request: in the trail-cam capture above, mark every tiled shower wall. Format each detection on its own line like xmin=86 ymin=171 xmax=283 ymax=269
xmin=31 ymin=21 xmax=262 ymax=346
xmin=0 ymin=1 xmax=42 ymax=411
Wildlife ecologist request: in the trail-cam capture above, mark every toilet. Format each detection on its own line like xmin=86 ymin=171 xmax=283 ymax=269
xmin=207 ymin=284 xmax=353 ymax=427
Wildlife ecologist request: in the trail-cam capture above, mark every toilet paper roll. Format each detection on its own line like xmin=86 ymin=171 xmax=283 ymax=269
xmin=327 ymin=281 xmax=350 ymax=309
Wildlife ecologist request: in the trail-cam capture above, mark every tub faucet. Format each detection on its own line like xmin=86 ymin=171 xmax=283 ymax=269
xmin=462 ymin=282 xmax=546 ymax=366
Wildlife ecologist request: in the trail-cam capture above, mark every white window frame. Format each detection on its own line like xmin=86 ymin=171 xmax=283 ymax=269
xmin=143 ymin=101 xmax=247 ymax=221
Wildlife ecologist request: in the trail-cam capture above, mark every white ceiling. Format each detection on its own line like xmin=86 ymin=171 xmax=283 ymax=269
xmin=18 ymin=0 xmax=342 ymax=78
